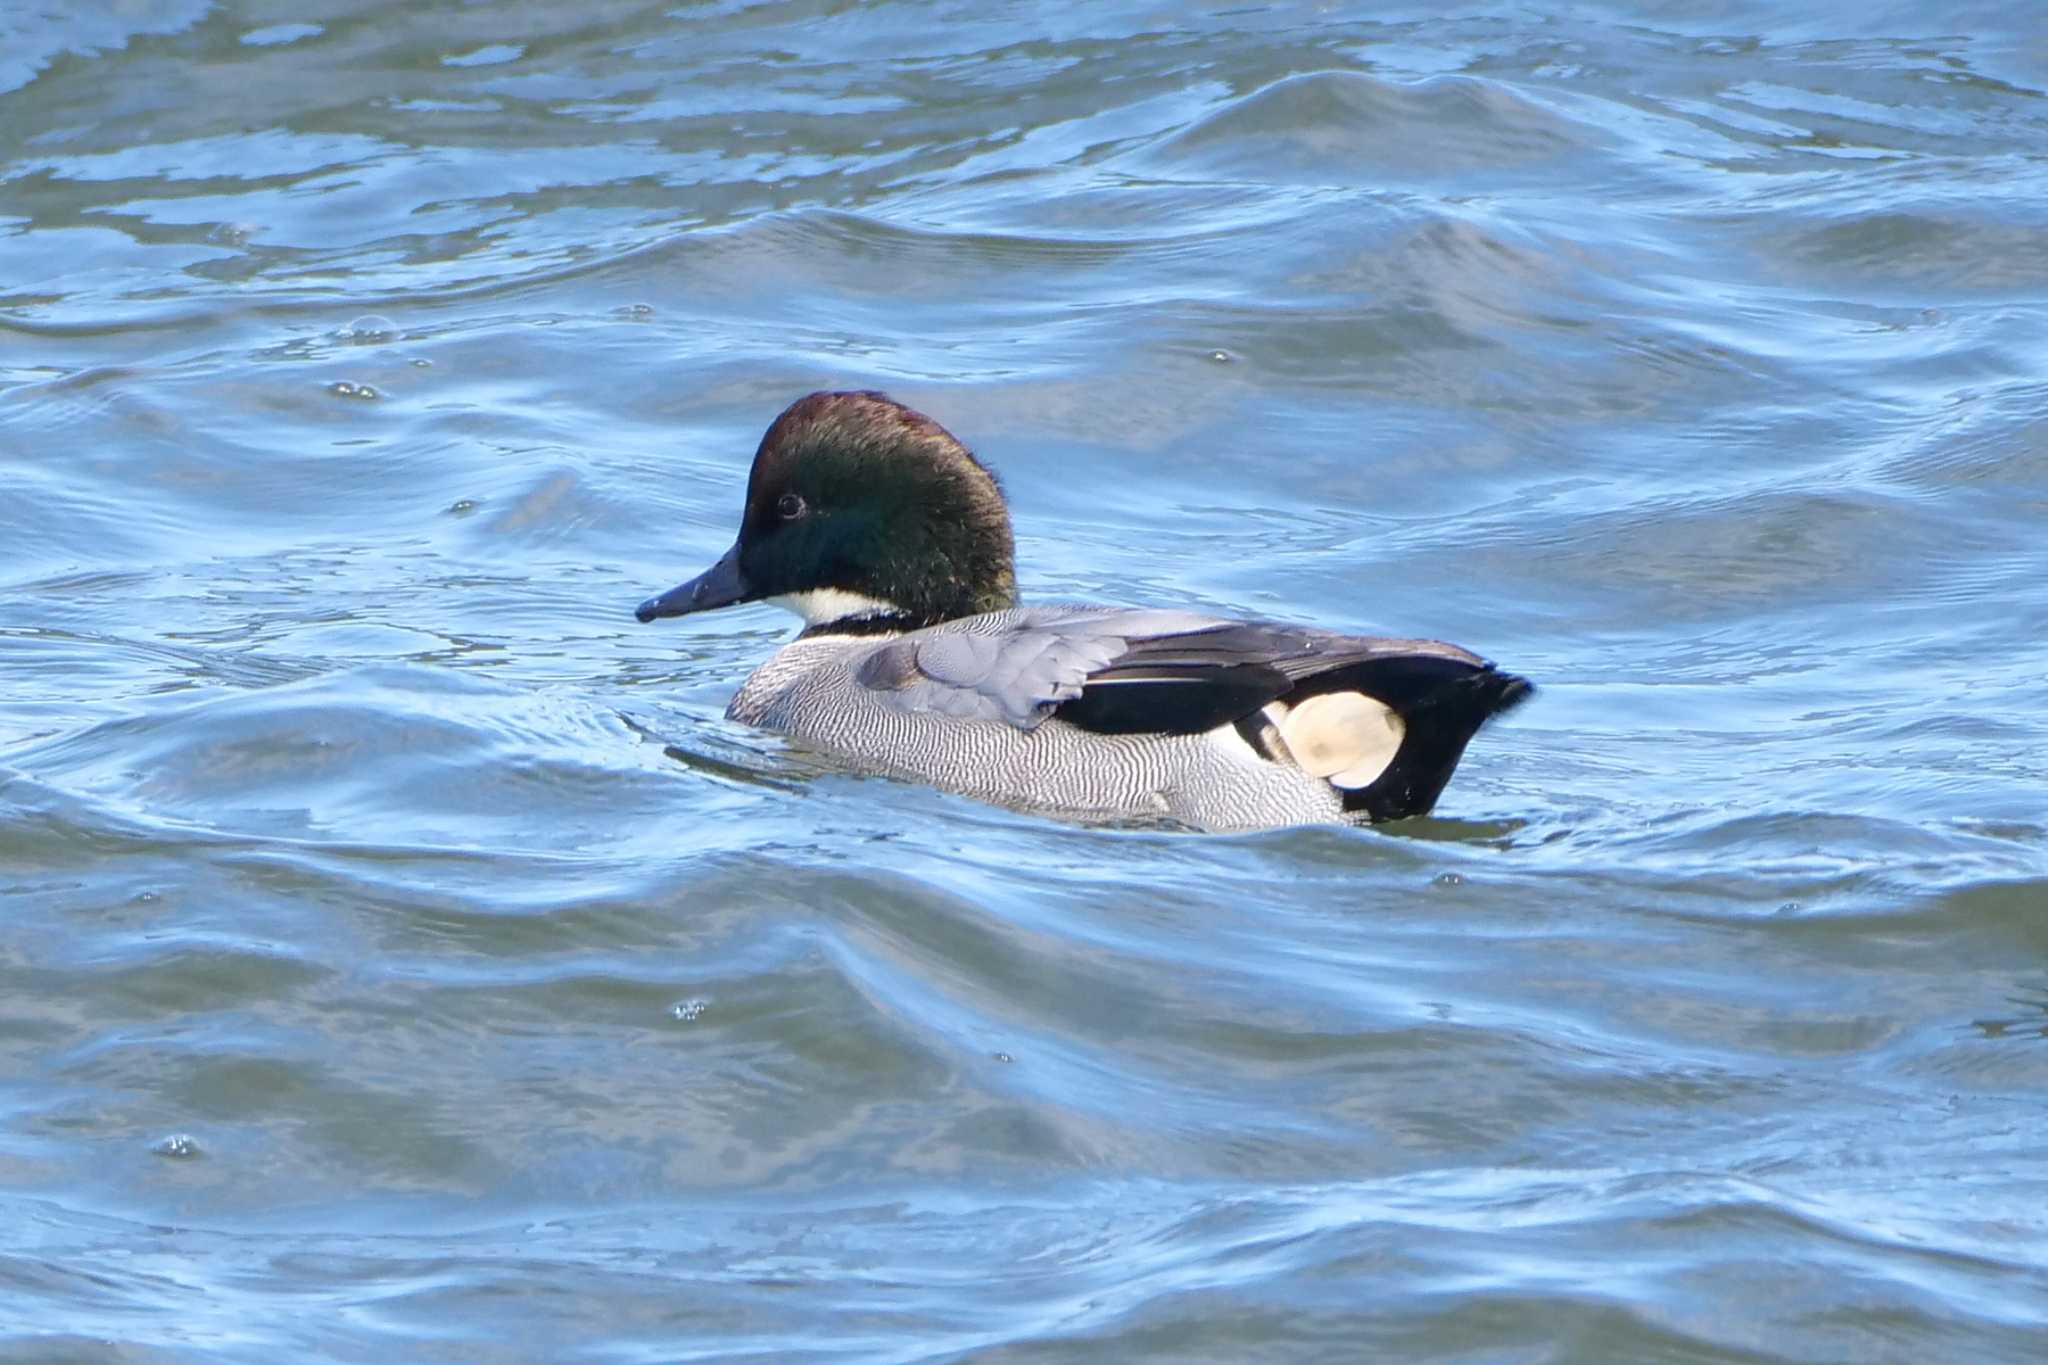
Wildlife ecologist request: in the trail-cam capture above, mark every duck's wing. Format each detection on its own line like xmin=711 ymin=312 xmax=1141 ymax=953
xmin=852 ymin=608 xmax=1507 ymax=735
xmin=852 ymin=608 xmax=1224 ymax=730
xmin=1054 ymin=620 xmax=1503 ymax=736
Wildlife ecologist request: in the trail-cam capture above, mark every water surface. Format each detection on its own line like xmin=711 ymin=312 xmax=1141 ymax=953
xmin=5 ymin=2 xmax=2048 ymax=1360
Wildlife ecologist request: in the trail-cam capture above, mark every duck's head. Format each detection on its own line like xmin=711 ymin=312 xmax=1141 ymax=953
xmin=635 ymin=391 xmax=1018 ymax=632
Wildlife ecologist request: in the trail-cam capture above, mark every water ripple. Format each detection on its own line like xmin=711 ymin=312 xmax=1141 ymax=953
xmin=5 ymin=1 xmax=2048 ymax=1359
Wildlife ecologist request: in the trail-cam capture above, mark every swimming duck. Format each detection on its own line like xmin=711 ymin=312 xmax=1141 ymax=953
xmin=635 ymin=391 xmax=1530 ymax=830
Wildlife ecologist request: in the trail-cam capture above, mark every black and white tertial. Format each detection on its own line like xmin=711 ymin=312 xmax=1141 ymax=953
xmin=635 ymin=391 xmax=1531 ymax=831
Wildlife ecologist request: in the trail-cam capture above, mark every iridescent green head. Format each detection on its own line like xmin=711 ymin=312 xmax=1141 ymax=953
xmin=636 ymin=391 xmax=1018 ymax=631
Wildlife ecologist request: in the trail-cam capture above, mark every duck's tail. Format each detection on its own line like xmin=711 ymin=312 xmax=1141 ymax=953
xmin=1318 ymin=658 xmax=1532 ymax=822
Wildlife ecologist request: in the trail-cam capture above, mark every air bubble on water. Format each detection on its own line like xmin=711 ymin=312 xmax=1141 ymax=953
xmin=328 ymin=381 xmax=380 ymax=400
xmin=991 ymin=1051 xmax=1014 ymax=1064
xmin=207 ymin=223 xmax=254 ymax=247
xmin=411 ymin=358 xmax=432 ymax=368
xmin=338 ymin=315 xmax=397 ymax=343
xmin=443 ymin=43 xmax=524 ymax=68
xmin=447 ymin=498 xmax=479 ymax=516
xmin=241 ymin=22 xmax=323 ymax=48
xmin=671 ymin=998 xmax=708 ymax=1022
xmin=1432 ymin=871 xmax=1464 ymax=888
xmin=153 ymin=1134 xmax=200 ymax=1159
xmin=615 ymin=303 xmax=655 ymax=318
xmin=1207 ymin=349 xmax=1235 ymax=363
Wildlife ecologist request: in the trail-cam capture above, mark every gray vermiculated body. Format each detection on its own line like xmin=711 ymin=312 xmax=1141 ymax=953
xmin=728 ymin=605 xmax=1348 ymax=830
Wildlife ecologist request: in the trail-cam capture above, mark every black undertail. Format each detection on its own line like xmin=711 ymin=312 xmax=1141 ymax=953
xmin=1342 ymin=664 xmax=1533 ymax=822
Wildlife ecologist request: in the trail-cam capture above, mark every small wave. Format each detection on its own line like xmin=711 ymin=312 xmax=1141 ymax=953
xmin=1144 ymin=71 xmax=1602 ymax=183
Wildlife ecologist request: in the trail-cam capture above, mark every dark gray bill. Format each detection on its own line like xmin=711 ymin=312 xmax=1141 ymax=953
xmin=635 ymin=542 xmax=753 ymax=622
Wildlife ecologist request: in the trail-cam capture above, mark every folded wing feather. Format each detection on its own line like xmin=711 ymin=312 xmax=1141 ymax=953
xmin=852 ymin=609 xmax=1490 ymax=749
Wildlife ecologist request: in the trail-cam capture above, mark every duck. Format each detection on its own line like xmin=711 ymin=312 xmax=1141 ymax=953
xmin=634 ymin=391 xmax=1531 ymax=831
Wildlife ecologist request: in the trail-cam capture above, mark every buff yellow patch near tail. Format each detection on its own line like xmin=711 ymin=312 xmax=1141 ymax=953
xmin=1274 ymin=691 xmax=1405 ymax=789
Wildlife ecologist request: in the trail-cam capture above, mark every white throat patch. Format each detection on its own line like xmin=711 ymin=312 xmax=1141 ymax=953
xmin=766 ymin=588 xmax=901 ymax=626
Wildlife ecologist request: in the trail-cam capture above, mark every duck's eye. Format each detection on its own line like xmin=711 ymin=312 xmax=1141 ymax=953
xmin=776 ymin=492 xmax=806 ymax=521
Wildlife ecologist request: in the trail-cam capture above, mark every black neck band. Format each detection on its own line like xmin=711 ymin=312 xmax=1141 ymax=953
xmin=797 ymin=611 xmax=930 ymax=640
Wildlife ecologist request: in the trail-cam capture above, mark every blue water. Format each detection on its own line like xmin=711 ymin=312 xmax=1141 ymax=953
xmin=4 ymin=2 xmax=2048 ymax=1360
